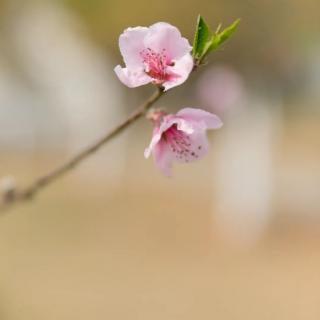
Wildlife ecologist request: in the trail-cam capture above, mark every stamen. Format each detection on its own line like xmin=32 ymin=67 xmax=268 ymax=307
xmin=163 ymin=124 xmax=197 ymax=162
xmin=140 ymin=48 xmax=172 ymax=83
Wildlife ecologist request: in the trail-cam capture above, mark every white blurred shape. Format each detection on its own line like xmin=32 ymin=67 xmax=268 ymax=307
xmin=9 ymin=1 xmax=123 ymax=149
xmin=0 ymin=175 xmax=16 ymax=194
xmin=212 ymin=95 xmax=279 ymax=248
xmin=2 ymin=0 xmax=126 ymax=181
xmin=0 ymin=61 xmax=37 ymax=150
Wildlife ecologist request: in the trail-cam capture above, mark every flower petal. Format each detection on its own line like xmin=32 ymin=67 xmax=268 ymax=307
xmin=144 ymin=115 xmax=194 ymax=159
xmin=153 ymin=140 xmax=174 ymax=176
xmin=114 ymin=65 xmax=152 ymax=88
xmin=173 ymin=130 xmax=209 ymax=164
xmin=177 ymin=108 xmax=223 ymax=129
xmin=144 ymin=22 xmax=192 ymax=61
xmin=159 ymin=115 xmax=194 ymax=135
xmin=119 ymin=26 xmax=149 ymax=68
xmin=144 ymin=130 xmax=162 ymax=159
xmin=162 ymin=54 xmax=194 ymax=91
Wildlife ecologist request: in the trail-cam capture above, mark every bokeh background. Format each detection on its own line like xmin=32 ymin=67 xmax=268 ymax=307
xmin=0 ymin=0 xmax=320 ymax=319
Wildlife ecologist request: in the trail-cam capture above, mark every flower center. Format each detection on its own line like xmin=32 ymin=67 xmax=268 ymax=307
xmin=164 ymin=125 xmax=195 ymax=161
xmin=140 ymin=48 xmax=173 ymax=83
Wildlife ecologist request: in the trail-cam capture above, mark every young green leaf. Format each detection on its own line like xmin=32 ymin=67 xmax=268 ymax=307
xmin=192 ymin=16 xmax=240 ymax=65
xmin=192 ymin=15 xmax=211 ymax=59
xmin=209 ymin=19 xmax=241 ymax=52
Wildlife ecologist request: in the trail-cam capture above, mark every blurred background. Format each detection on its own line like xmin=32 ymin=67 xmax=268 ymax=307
xmin=0 ymin=0 xmax=320 ymax=319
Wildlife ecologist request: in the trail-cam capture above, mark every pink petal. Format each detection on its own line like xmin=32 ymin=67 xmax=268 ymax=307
xmin=153 ymin=140 xmax=174 ymax=176
xmin=144 ymin=130 xmax=162 ymax=159
xmin=119 ymin=26 xmax=148 ymax=68
xmin=114 ymin=65 xmax=152 ymax=88
xmin=177 ymin=108 xmax=223 ymax=129
xmin=161 ymin=115 xmax=194 ymax=134
xmin=162 ymin=54 xmax=194 ymax=91
xmin=172 ymin=130 xmax=209 ymax=164
xmin=144 ymin=22 xmax=192 ymax=61
xmin=144 ymin=116 xmax=193 ymax=159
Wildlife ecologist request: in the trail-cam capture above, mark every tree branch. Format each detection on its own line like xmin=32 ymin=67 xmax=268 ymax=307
xmin=0 ymin=87 xmax=164 ymax=213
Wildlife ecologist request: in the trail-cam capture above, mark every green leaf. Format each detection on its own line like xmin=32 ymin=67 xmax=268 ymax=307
xmin=209 ymin=19 xmax=240 ymax=52
xmin=192 ymin=15 xmax=211 ymax=59
xmin=192 ymin=17 xmax=240 ymax=65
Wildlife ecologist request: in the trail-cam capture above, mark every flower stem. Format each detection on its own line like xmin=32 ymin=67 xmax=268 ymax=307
xmin=0 ymin=87 xmax=164 ymax=213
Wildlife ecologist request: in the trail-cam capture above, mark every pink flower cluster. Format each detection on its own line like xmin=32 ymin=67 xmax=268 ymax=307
xmin=115 ymin=22 xmax=223 ymax=175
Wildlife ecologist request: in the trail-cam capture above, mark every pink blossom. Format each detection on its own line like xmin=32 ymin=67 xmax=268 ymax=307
xmin=197 ymin=65 xmax=246 ymax=116
xmin=114 ymin=23 xmax=193 ymax=91
xmin=144 ymin=108 xmax=223 ymax=176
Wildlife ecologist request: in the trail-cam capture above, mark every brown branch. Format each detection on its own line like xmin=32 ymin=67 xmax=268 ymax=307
xmin=0 ymin=87 xmax=164 ymax=213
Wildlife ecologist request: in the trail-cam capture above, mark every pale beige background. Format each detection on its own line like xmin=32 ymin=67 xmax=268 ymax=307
xmin=0 ymin=0 xmax=320 ymax=319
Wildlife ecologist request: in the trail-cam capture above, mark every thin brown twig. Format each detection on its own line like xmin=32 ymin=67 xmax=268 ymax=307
xmin=0 ymin=87 xmax=164 ymax=213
